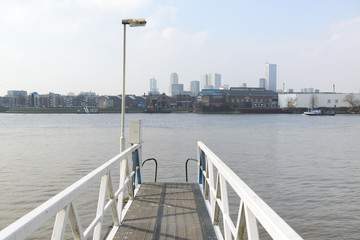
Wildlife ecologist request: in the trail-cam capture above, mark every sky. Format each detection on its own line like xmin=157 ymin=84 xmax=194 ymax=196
xmin=0 ymin=0 xmax=360 ymax=96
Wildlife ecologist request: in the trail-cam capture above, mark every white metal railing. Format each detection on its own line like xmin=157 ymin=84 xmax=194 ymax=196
xmin=197 ymin=141 xmax=303 ymax=240
xmin=0 ymin=143 xmax=142 ymax=240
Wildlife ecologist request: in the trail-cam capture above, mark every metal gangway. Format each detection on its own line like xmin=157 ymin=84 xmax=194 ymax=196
xmin=0 ymin=120 xmax=303 ymax=240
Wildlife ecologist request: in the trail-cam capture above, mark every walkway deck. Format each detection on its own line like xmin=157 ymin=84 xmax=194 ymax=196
xmin=113 ymin=182 xmax=217 ymax=240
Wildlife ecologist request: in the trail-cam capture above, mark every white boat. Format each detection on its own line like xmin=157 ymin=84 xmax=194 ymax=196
xmin=304 ymin=109 xmax=335 ymax=116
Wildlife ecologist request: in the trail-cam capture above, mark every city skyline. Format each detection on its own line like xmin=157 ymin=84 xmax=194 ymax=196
xmin=0 ymin=1 xmax=359 ymax=96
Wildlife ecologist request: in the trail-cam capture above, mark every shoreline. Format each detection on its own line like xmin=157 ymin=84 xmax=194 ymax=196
xmin=1 ymin=107 xmax=358 ymax=114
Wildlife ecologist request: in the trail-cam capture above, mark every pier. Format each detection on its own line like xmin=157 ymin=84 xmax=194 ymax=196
xmin=0 ymin=120 xmax=303 ymax=240
xmin=113 ymin=182 xmax=216 ymax=239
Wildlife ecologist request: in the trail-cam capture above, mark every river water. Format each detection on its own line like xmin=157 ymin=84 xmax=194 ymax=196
xmin=0 ymin=113 xmax=359 ymax=239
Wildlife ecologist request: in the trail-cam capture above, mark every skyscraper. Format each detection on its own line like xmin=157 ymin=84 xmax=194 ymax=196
xmin=265 ymin=63 xmax=277 ymax=91
xmin=190 ymin=81 xmax=200 ymax=96
xmin=201 ymin=74 xmax=209 ymax=90
xmin=170 ymin=73 xmax=178 ymax=85
xmin=169 ymin=73 xmax=179 ymax=95
xmin=259 ymin=78 xmax=266 ymax=88
xmin=209 ymin=73 xmax=221 ymax=89
xmin=149 ymin=77 xmax=159 ymax=94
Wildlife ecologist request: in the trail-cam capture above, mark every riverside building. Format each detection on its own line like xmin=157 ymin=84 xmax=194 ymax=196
xmin=278 ymin=92 xmax=360 ymax=108
xmin=225 ymin=87 xmax=278 ymax=109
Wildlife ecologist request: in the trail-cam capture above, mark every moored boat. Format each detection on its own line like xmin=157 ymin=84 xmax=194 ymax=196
xmin=304 ymin=109 xmax=335 ymax=116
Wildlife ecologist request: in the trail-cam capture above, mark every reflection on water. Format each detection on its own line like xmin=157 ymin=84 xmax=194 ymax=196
xmin=0 ymin=113 xmax=359 ymax=239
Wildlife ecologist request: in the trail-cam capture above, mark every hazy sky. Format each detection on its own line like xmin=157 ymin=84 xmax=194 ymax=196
xmin=1 ymin=0 xmax=359 ymax=96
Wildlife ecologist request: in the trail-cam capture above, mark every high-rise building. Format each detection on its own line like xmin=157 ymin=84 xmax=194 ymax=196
xmin=209 ymin=73 xmax=221 ymax=89
xmin=169 ymin=73 xmax=179 ymax=95
xmin=6 ymin=90 xmax=27 ymax=97
xmin=190 ymin=81 xmax=200 ymax=96
xmin=265 ymin=63 xmax=277 ymax=91
xmin=150 ymin=78 xmax=156 ymax=91
xmin=170 ymin=73 xmax=178 ymax=85
xmin=149 ymin=77 xmax=159 ymax=94
xmin=259 ymin=78 xmax=266 ymax=88
xmin=201 ymin=74 xmax=209 ymax=90
xmin=171 ymin=84 xmax=184 ymax=96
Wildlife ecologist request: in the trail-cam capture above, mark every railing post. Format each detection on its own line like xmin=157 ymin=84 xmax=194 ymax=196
xmin=199 ymin=150 xmax=205 ymax=184
xmin=132 ymin=150 xmax=141 ymax=197
xmin=107 ymin=173 xmax=120 ymax=228
xmin=118 ymin=158 xmax=127 ymax=222
xmin=129 ymin=120 xmax=142 ymax=191
xmin=51 ymin=205 xmax=70 ymax=240
xmin=197 ymin=143 xmax=200 ymax=183
xmin=93 ymin=173 xmax=109 ymax=239
xmin=68 ymin=203 xmax=84 ymax=240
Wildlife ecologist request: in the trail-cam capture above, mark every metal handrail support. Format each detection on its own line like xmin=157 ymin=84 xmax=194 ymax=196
xmin=142 ymin=158 xmax=158 ymax=182
xmin=185 ymin=158 xmax=198 ymax=182
xmin=197 ymin=141 xmax=303 ymax=240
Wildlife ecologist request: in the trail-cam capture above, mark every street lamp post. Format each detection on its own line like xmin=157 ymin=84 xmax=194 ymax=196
xmin=120 ymin=18 xmax=146 ymax=152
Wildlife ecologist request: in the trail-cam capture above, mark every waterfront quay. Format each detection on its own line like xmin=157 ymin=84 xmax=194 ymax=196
xmin=2 ymin=89 xmax=359 ymax=114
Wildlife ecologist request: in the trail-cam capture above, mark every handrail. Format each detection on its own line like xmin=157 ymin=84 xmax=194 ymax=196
xmin=197 ymin=141 xmax=303 ymax=240
xmin=0 ymin=144 xmax=142 ymax=240
xmin=142 ymin=158 xmax=158 ymax=182
xmin=185 ymin=158 xmax=197 ymax=182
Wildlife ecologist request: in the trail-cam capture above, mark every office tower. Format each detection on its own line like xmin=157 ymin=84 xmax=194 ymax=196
xmin=171 ymin=84 xmax=184 ymax=96
xmin=190 ymin=81 xmax=200 ymax=96
xmin=201 ymin=74 xmax=209 ymax=90
xmin=259 ymin=78 xmax=266 ymax=88
xmin=170 ymin=73 xmax=178 ymax=85
xmin=169 ymin=73 xmax=179 ymax=95
xmin=149 ymin=77 xmax=159 ymax=94
xmin=150 ymin=78 xmax=156 ymax=91
xmin=209 ymin=73 xmax=221 ymax=89
xmin=265 ymin=63 xmax=277 ymax=91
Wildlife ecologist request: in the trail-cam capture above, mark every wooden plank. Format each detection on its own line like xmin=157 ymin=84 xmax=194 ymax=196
xmin=114 ymin=182 xmax=217 ymax=240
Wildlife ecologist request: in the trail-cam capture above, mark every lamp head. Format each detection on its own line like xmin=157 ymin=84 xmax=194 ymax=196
xmin=122 ymin=18 xmax=147 ymax=27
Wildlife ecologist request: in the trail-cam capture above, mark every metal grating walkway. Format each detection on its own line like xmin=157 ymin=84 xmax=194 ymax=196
xmin=113 ymin=182 xmax=217 ymax=240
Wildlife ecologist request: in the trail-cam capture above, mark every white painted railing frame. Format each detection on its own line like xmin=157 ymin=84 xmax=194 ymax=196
xmin=0 ymin=144 xmax=142 ymax=240
xmin=197 ymin=141 xmax=303 ymax=240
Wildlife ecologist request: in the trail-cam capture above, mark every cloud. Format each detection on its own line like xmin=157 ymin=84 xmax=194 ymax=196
xmin=161 ymin=27 xmax=179 ymax=39
xmin=330 ymin=16 xmax=360 ymax=43
xmin=75 ymin=0 xmax=152 ymax=11
xmin=191 ymin=30 xmax=209 ymax=46
xmin=147 ymin=5 xmax=177 ymax=28
xmin=158 ymin=27 xmax=209 ymax=46
xmin=299 ymin=16 xmax=360 ymax=58
xmin=0 ymin=4 xmax=46 ymax=23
